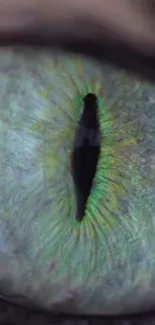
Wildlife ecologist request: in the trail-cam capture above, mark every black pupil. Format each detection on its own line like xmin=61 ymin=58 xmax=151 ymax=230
xmin=72 ymin=93 xmax=101 ymax=221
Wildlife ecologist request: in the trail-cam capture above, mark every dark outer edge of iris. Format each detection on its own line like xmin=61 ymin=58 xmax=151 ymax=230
xmin=1 ymin=295 xmax=155 ymax=323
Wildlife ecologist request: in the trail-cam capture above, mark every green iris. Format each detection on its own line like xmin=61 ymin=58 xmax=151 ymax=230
xmin=0 ymin=48 xmax=154 ymax=315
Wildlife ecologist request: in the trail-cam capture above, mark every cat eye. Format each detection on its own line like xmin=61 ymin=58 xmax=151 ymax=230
xmin=0 ymin=47 xmax=155 ymax=319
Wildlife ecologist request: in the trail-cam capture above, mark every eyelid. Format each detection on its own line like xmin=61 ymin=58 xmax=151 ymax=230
xmin=0 ymin=3 xmax=155 ymax=84
xmin=0 ymin=1 xmax=38 ymax=33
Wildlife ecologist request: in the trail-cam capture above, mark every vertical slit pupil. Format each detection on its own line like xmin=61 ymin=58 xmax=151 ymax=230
xmin=72 ymin=93 xmax=101 ymax=222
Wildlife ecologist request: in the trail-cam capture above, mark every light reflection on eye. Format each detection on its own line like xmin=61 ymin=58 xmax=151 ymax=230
xmin=0 ymin=48 xmax=155 ymax=316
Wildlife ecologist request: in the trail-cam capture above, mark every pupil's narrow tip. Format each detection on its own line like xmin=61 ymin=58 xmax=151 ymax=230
xmin=84 ymin=93 xmax=97 ymax=105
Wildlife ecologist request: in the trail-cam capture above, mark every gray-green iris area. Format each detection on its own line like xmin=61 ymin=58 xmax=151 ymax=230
xmin=0 ymin=48 xmax=155 ymax=315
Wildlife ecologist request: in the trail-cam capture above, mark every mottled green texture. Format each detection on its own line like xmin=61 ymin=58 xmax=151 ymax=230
xmin=0 ymin=47 xmax=155 ymax=315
